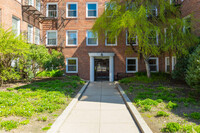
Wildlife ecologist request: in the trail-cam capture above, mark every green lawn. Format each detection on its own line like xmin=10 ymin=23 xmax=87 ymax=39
xmin=0 ymin=76 xmax=85 ymax=132
xmin=119 ymin=74 xmax=200 ymax=133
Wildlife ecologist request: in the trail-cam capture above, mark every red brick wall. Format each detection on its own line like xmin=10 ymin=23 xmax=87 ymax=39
xmin=181 ymin=0 xmax=200 ymax=36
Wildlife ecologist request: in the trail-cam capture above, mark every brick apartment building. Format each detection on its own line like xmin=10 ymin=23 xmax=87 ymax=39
xmin=0 ymin=0 xmax=199 ymax=82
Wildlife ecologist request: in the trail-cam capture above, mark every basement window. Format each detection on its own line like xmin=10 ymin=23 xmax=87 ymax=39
xmin=66 ymin=58 xmax=78 ymax=73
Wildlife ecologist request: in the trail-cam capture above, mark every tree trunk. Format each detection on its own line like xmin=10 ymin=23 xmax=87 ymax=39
xmin=144 ymin=59 xmax=151 ymax=78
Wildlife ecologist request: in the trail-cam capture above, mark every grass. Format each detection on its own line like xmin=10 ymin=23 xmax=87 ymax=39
xmin=0 ymin=76 xmax=85 ymax=131
xmin=120 ymin=74 xmax=200 ymax=133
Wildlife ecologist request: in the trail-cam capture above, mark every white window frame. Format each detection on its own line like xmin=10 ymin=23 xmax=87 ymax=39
xmin=86 ymin=30 xmax=98 ymax=46
xmin=165 ymin=57 xmax=170 ymax=73
xmin=86 ymin=2 xmax=98 ymax=18
xmin=35 ymin=27 xmax=40 ymax=45
xmin=126 ymin=57 xmax=138 ymax=73
xmin=46 ymin=3 xmax=58 ymax=17
xmin=172 ymin=56 xmax=176 ymax=71
xmin=66 ymin=30 xmax=78 ymax=46
xmin=149 ymin=57 xmax=159 ymax=72
xmin=66 ymin=58 xmax=78 ymax=73
xmin=46 ymin=30 xmax=57 ymax=46
xmin=126 ymin=30 xmax=138 ymax=46
xmin=66 ymin=2 xmax=78 ymax=18
xmin=105 ymin=31 xmax=117 ymax=46
xmin=12 ymin=16 xmax=20 ymax=36
xmin=36 ymin=0 xmax=41 ymax=11
xmin=149 ymin=30 xmax=159 ymax=45
xmin=28 ymin=0 xmax=34 ymax=6
xmin=28 ymin=24 xmax=33 ymax=43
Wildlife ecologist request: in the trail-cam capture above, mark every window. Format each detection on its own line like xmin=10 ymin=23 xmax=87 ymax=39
xmin=35 ymin=28 xmax=40 ymax=45
xmin=12 ymin=17 xmax=20 ymax=36
xmin=36 ymin=0 xmax=40 ymax=11
xmin=66 ymin=30 xmax=78 ymax=46
xmin=147 ymin=5 xmax=158 ymax=17
xmin=126 ymin=58 xmax=138 ymax=73
xmin=165 ymin=57 xmax=170 ymax=73
xmin=105 ymin=31 xmax=117 ymax=46
xmin=149 ymin=57 xmax=159 ymax=72
xmin=66 ymin=58 xmax=78 ymax=73
xmin=148 ymin=30 xmax=158 ymax=45
xmin=86 ymin=30 xmax=98 ymax=46
xmin=126 ymin=31 xmax=137 ymax=46
xmin=172 ymin=56 xmax=176 ymax=71
xmin=86 ymin=2 xmax=98 ymax=18
xmin=28 ymin=25 xmax=33 ymax=43
xmin=105 ymin=2 xmax=115 ymax=16
xmin=28 ymin=0 xmax=34 ymax=6
xmin=47 ymin=3 xmax=58 ymax=17
xmin=183 ymin=16 xmax=191 ymax=33
xmin=66 ymin=3 xmax=78 ymax=18
xmin=46 ymin=31 xmax=57 ymax=46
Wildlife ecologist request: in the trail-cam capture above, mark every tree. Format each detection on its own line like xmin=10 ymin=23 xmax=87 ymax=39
xmin=0 ymin=28 xmax=29 ymax=85
xmin=92 ymin=0 xmax=198 ymax=78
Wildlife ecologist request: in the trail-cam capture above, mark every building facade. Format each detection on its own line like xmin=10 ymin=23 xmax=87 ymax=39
xmin=0 ymin=0 xmax=199 ymax=82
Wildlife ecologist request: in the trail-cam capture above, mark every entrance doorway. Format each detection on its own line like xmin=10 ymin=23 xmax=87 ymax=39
xmin=94 ymin=59 xmax=109 ymax=81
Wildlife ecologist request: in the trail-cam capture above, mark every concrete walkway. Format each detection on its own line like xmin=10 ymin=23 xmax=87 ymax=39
xmin=58 ymin=82 xmax=140 ymax=133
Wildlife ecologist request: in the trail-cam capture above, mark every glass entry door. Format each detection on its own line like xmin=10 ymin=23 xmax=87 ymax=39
xmin=94 ymin=59 xmax=109 ymax=81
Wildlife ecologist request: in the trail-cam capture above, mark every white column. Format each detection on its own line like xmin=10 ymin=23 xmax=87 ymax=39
xmin=109 ymin=56 xmax=114 ymax=82
xmin=90 ymin=56 xmax=94 ymax=82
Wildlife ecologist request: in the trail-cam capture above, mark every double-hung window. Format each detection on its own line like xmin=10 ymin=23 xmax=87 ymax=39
xmin=165 ymin=57 xmax=170 ymax=73
xmin=67 ymin=3 xmax=78 ymax=18
xmin=172 ymin=56 xmax=177 ymax=71
xmin=148 ymin=30 xmax=158 ymax=45
xmin=86 ymin=2 xmax=98 ymax=18
xmin=149 ymin=57 xmax=159 ymax=72
xmin=66 ymin=30 xmax=78 ymax=46
xmin=47 ymin=3 xmax=58 ymax=17
xmin=46 ymin=31 xmax=57 ymax=46
xmin=105 ymin=31 xmax=117 ymax=46
xmin=126 ymin=58 xmax=138 ymax=73
xmin=12 ymin=17 xmax=20 ymax=36
xmin=35 ymin=28 xmax=40 ymax=45
xmin=126 ymin=31 xmax=137 ymax=46
xmin=28 ymin=0 xmax=34 ymax=6
xmin=66 ymin=58 xmax=78 ymax=73
xmin=28 ymin=25 xmax=33 ymax=43
xmin=86 ymin=30 xmax=98 ymax=46
xmin=36 ymin=0 xmax=40 ymax=11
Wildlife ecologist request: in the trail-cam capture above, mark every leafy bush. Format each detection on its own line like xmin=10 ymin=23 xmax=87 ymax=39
xmin=119 ymin=72 xmax=170 ymax=84
xmin=0 ymin=120 xmax=18 ymax=131
xmin=166 ymin=101 xmax=178 ymax=109
xmin=38 ymin=116 xmax=48 ymax=122
xmin=156 ymin=111 xmax=169 ymax=117
xmin=186 ymin=45 xmax=200 ymax=90
xmin=6 ymin=88 xmax=14 ymax=91
xmin=42 ymin=126 xmax=51 ymax=131
xmin=37 ymin=70 xmax=64 ymax=77
xmin=161 ymin=122 xmax=181 ymax=132
xmin=190 ymin=112 xmax=200 ymax=120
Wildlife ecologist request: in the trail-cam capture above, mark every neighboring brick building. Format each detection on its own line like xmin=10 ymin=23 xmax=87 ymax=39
xmin=0 ymin=0 xmax=199 ymax=82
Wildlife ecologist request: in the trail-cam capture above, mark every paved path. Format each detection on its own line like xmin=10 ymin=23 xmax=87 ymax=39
xmin=58 ymin=82 xmax=140 ymax=133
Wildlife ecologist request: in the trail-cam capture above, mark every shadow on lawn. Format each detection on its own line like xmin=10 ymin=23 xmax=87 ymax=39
xmin=121 ymin=82 xmax=200 ymax=126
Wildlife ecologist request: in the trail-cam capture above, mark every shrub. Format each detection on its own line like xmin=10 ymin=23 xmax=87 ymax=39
xmin=37 ymin=70 xmax=63 ymax=77
xmin=166 ymin=101 xmax=178 ymax=109
xmin=6 ymin=88 xmax=14 ymax=91
xmin=162 ymin=122 xmax=181 ymax=132
xmin=0 ymin=120 xmax=18 ymax=131
xmin=190 ymin=112 xmax=200 ymax=120
xmin=19 ymin=120 xmax=29 ymax=125
xmin=156 ymin=111 xmax=169 ymax=117
xmin=42 ymin=126 xmax=51 ymax=131
xmin=38 ymin=116 xmax=48 ymax=122
xmin=186 ymin=45 xmax=200 ymax=90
